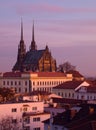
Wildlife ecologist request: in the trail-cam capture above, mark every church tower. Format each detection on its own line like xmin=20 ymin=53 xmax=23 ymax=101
xmin=12 ymin=21 xmax=57 ymax=72
xmin=12 ymin=19 xmax=26 ymax=71
xmin=30 ymin=22 xmax=37 ymax=51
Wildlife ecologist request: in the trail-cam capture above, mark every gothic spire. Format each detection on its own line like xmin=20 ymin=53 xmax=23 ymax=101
xmin=21 ymin=18 xmax=23 ymax=41
xmin=32 ymin=21 xmax=35 ymax=42
xmin=30 ymin=21 xmax=37 ymax=51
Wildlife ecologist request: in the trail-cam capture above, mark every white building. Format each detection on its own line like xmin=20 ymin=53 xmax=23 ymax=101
xmin=52 ymin=80 xmax=96 ymax=100
xmin=23 ymin=112 xmax=50 ymax=130
xmin=0 ymin=71 xmax=72 ymax=93
xmin=0 ymin=101 xmax=50 ymax=130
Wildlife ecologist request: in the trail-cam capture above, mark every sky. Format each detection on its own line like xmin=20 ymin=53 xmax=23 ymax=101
xmin=0 ymin=0 xmax=96 ymax=77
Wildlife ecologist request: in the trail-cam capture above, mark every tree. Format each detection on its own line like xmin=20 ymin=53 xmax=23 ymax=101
xmin=58 ymin=61 xmax=76 ymax=73
xmin=0 ymin=116 xmax=21 ymax=130
xmin=0 ymin=88 xmax=15 ymax=102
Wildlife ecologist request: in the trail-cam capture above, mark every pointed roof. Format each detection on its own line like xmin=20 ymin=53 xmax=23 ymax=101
xmin=21 ymin=18 xmax=23 ymax=41
xmin=32 ymin=21 xmax=35 ymax=42
xmin=30 ymin=21 xmax=37 ymax=50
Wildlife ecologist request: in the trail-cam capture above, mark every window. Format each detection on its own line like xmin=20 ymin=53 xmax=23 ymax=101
xmin=33 ymin=82 xmax=35 ymax=86
xmin=25 ymin=88 xmax=27 ymax=93
xmin=58 ymin=92 xmax=60 ymax=96
xmin=33 ymin=117 xmax=40 ymax=122
xmin=24 ymin=116 xmax=30 ymax=124
xmin=37 ymin=82 xmax=39 ymax=85
xmin=33 ymin=128 xmax=40 ymax=130
xmin=11 ymin=81 xmax=13 ymax=85
xmin=87 ymin=96 xmax=89 ymax=100
xmin=77 ymin=95 xmax=79 ymax=99
xmin=37 ymin=117 xmax=40 ymax=121
xmin=12 ymin=108 xmax=17 ymax=112
xmin=7 ymin=81 xmax=9 ymax=85
xmin=50 ymin=81 xmax=51 ymax=85
xmin=15 ymin=81 xmax=17 ymax=85
xmin=32 ymin=107 xmax=37 ymax=110
xmin=3 ymin=81 xmax=5 ymax=85
xmin=42 ymin=82 xmax=44 ymax=85
xmin=19 ymin=88 xmax=21 ymax=92
xmin=25 ymin=81 xmax=27 ymax=86
xmin=23 ymin=107 xmax=27 ymax=112
xmin=12 ymin=119 xmax=17 ymax=123
xmin=69 ymin=93 xmax=71 ymax=97
xmin=24 ymin=126 xmax=30 ymax=130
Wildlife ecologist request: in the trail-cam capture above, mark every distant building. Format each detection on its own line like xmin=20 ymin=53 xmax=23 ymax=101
xmin=0 ymin=71 xmax=72 ymax=93
xmin=66 ymin=70 xmax=84 ymax=81
xmin=12 ymin=21 xmax=56 ymax=72
xmin=53 ymin=80 xmax=96 ymax=100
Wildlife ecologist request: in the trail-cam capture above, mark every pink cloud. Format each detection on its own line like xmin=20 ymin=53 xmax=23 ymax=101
xmin=37 ymin=19 xmax=96 ymax=35
xmin=15 ymin=3 xmax=96 ymax=15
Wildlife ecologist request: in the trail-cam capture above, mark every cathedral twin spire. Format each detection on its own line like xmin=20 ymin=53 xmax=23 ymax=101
xmin=20 ymin=20 xmax=37 ymax=51
xmin=30 ymin=22 xmax=37 ymax=51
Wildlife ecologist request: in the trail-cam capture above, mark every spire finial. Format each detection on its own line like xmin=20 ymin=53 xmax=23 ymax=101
xmin=21 ymin=18 xmax=23 ymax=41
xmin=32 ymin=20 xmax=35 ymax=42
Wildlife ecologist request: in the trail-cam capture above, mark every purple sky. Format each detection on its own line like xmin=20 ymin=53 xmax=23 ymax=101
xmin=0 ymin=0 xmax=96 ymax=76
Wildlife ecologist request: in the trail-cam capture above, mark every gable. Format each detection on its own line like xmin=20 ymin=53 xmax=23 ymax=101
xmin=75 ymin=81 xmax=90 ymax=91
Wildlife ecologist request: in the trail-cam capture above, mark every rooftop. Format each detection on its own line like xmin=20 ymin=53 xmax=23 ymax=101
xmin=2 ymin=71 xmax=66 ymax=78
xmin=53 ymin=80 xmax=84 ymax=90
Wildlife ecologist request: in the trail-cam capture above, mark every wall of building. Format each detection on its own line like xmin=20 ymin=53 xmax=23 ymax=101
xmin=53 ymin=88 xmax=96 ymax=100
xmin=0 ymin=72 xmax=72 ymax=93
xmin=0 ymin=101 xmax=44 ymax=130
xmin=24 ymin=113 xmax=50 ymax=130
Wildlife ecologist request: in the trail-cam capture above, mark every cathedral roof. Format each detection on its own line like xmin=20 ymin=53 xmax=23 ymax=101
xmin=23 ymin=49 xmax=45 ymax=64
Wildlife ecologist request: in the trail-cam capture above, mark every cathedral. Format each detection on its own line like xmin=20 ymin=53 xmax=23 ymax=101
xmin=12 ymin=21 xmax=57 ymax=72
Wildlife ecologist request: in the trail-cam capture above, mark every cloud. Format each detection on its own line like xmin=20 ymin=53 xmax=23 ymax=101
xmin=14 ymin=3 xmax=96 ymax=15
xmin=37 ymin=19 xmax=96 ymax=35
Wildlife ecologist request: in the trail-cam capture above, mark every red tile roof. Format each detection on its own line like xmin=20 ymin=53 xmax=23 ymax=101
xmin=53 ymin=80 xmax=84 ymax=89
xmin=3 ymin=72 xmax=22 ymax=77
xmin=37 ymin=72 xmax=66 ymax=77
xmin=3 ymin=71 xmax=66 ymax=78
xmin=24 ymin=72 xmax=66 ymax=77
